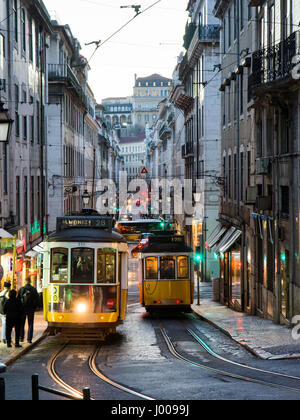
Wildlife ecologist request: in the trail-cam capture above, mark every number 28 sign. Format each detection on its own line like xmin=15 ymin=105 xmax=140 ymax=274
xmin=48 ymin=285 xmax=59 ymax=304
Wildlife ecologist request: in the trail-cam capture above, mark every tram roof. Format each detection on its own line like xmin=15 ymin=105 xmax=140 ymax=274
xmin=140 ymin=236 xmax=193 ymax=254
xmin=46 ymin=216 xmax=127 ymax=243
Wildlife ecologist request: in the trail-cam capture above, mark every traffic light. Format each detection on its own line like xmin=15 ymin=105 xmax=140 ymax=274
xmin=194 ymin=247 xmax=203 ymax=271
xmin=160 ymin=221 xmax=166 ymax=229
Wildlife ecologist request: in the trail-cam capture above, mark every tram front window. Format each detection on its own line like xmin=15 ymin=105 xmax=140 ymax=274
xmin=145 ymin=257 xmax=158 ymax=280
xmin=160 ymin=257 xmax=175 ymax=279
xmin=51 ymin=248 xmax=68 ymax=283
xmin=177 ymin=256 xmax=189 ymax=279
xmin=71 ymin=248 xmax=94 ymax=284
xmin=97 ymin=249 xmax=116 ymax=284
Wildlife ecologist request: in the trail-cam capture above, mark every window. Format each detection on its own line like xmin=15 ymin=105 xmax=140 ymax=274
xmin=160 ymin=257 xmax=175 ymax=279
xmin=97 ymin=249 xmax=116 ymax=284
xmin=30 ymin=176 xmax=34 ymax=223
xmin=29 ymin=18 xmax=33 ymax=60
xmin=51 ymin=248 xmax=68 ymax=284
xmin=71 ymin=248 xmax=94 ymax=284
xmin=24 ymin=176 xmax=28 ymax=224
xmin=145 ymin=257 xmax=158 ymax=280
xmin=281 ymin=186 xmax=289 ymax=216
xmin=21 ymin=8 xmax=26 ymax=51
xmin=177 ymin=257 xmax=189 ymax=279
xmin=13 ymin=0 xmax=18 ymax=43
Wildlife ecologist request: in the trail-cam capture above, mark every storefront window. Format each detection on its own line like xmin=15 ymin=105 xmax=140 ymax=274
xmin=71 ymin=248 xmax=94 ymax=284
xmin=145 ymin=257 xmax=158 ymax=280
xmin=177 ymin=256 xmax=189 ymax=279
xmin=231 ymin=251 xmax=241 ymax=304
xmin=51 ymin=248 xmax=68 ymax=284
xmin=160 ymin=257 xmax=175 ymax=279
xmin=97 ymin=249 xmax=116 ymax=284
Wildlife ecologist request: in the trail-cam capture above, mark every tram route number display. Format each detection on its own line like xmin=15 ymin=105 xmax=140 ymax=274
xmin=57 ymin=217 xmax=112 ymax=231
xmin=48 ymin=286 xmax=60 ymax=304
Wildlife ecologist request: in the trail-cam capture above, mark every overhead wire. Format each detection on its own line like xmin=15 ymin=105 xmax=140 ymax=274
xmin=87 ymin=0 xmax=163 ymax=64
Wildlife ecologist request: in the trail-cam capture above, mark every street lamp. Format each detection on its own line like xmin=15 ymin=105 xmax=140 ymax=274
xmin=0 ymin=101 xmax=13 ymax=142
xmin=82 ymin=189 xmax=90 ymax=207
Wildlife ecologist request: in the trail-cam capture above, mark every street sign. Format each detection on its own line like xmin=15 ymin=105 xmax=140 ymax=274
xmin=141 ymin=167 xmax=148 ymax=175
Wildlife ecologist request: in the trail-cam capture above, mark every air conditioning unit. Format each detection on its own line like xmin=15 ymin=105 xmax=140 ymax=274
xmin=256 ymin=196 xmax=272 ymax=211
xmin=256 ymin=158 xmax=270 ymax=175
xmin=246 ymin=186 xmax=256 ymax=205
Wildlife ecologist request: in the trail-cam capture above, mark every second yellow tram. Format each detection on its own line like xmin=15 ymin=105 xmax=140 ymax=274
xmin=138 ymin=236 xmax=194 ymax=313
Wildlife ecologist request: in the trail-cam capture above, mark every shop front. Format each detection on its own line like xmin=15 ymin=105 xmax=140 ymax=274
xmin=213 ymin=227 xmax=242 ymax=311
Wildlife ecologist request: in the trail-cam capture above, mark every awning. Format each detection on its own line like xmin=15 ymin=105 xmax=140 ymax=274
xmin=33 ymin=243 xmax=44 ymax=254
xmin=215 ymin=227 xmax=242 ymax=255
xmin=25 ymin=250 xmax=38 ymax=258
xmin=206 ymin=224 xmax=227 ymax=251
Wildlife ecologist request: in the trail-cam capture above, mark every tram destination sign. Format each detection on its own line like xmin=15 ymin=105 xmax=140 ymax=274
xmin=57 ymin=217 xmax=112 ymax=231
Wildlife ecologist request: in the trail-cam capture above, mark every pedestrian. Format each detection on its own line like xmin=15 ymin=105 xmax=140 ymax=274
xmin=3 ymin=289 xmax=23 ymax=348
xmin=0 ymin=282 xmax=11 ymax=344
xmin=18 ymin=277 xmax=40 ymax=344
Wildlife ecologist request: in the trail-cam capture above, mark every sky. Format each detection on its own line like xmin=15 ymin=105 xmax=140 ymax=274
xmin=43 ymin=0 xmax=188 ymax=103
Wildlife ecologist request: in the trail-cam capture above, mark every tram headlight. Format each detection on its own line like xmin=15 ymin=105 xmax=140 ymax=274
xmin=76 ymin=303 xmax=87 ymax=314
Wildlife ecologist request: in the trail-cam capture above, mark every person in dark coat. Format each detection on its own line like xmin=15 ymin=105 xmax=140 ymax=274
xmin=18 ymin=278 xmax=40 ymax=344
xmin=3 ymin=289 xmax=23 ymax=348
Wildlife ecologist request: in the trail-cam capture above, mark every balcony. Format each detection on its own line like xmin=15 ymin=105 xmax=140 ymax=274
xmin=48 ymin=64 xmax=88 ymax=110
xmin=250 ymin=31 xmax=300 ymax=91
xmin=188 ymin=24 xmax=220 ymax=67
xmin=159 ymin=123 xmax=171 ymax=140
xmin=183 ymin=22 xmax=197 ymax=50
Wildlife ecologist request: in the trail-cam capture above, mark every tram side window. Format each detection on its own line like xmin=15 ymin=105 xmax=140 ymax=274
xmin=177 ymin=256 xmax=189 ymax=279
xmin=145 ymin=257 xmax=158 ymax=280
xmin=160 ymin=257 xmax=175 ymax=279
xmin=97 ymin=249 xmax=116 ymax=284
xmin=71 ymin=248 xmax=94 ymax=284
xmin=51 ymin=248 xmax=68 ymax=284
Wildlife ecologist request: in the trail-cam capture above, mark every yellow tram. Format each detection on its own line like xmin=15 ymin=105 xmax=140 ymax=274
xmin=42 ymin=216 xmax=128 ymax=340
xmin=138 ymin=235 xmax=194 ymax=313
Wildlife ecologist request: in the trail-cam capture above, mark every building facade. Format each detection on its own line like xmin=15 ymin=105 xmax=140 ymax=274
xmin=213 ymin=0 xmax=300 ymax=324
xmin=175 ymin=0 xmax=221 ymax=281
xmin=0 ymin=0 xmax=52 ymax=290
xmin=120 ymin=134 xmax=146 ymax=181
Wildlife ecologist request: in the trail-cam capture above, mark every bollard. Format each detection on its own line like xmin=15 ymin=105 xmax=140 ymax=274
xmin=0 ymin=363 xmax=6 ymax=401
xmin=32 ymin=374 xmax=39 ymax=401
xmin=82 ymin=387 xmax=91 ymax=400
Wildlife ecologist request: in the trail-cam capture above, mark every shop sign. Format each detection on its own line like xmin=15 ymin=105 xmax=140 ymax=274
xmin=15 ymin=259 xmax=24 ymax=273
xmin=0 ymin=238 xmax=13 ymax=249
xmin=30 ymin=220 xmax=41 ymax=242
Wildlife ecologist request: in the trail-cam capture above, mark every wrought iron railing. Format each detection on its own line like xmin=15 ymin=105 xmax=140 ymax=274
xmin=48 ymin=64 xmax=89 ymax=110
xmin=183 ymin=22 xmax=197 ymax=50
xmin=199 ymin=24 xmax=220 ymax=42
xmin=251 ymin=31 xmax=300 ymax=88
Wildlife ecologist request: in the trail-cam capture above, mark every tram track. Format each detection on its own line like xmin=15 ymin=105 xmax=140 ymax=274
xmin=48 ymin=342 xmax=155 ymax=401
xmin=159 ymin=323 xmax=300 ymax=396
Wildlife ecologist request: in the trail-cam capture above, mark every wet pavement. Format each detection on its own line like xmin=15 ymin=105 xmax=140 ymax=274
xmin=193 ymin=283 xmax=300 ymax=360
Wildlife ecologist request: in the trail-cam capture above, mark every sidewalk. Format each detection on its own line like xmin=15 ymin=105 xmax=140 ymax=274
xmin=192 ymin=283 xmax=300 ymax=360
xmin=0 ymin=312 xmax=48 ymax=366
